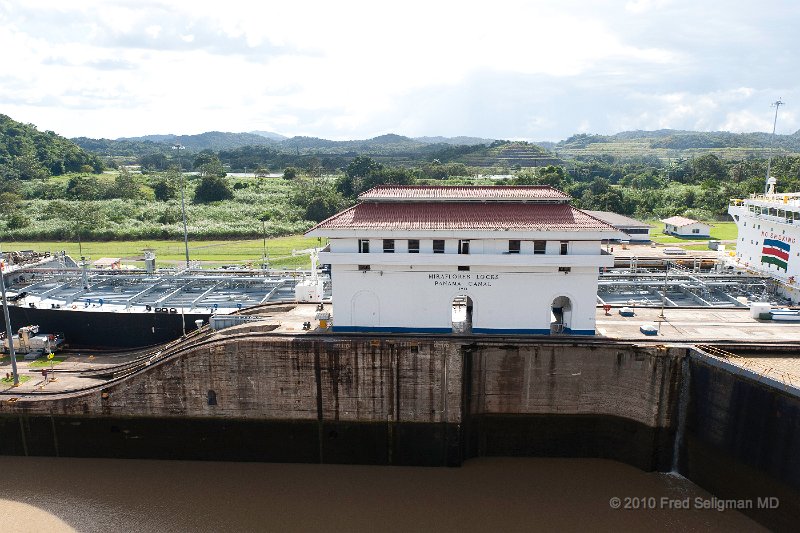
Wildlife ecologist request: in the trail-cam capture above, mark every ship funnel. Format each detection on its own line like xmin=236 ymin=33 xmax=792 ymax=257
xmin=767 ymin=176 xmax=777 ymax=195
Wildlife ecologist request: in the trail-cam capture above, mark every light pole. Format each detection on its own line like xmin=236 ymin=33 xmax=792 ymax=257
xmin=0 ymin=260 xmax=20 ymax=386
xmin=764 ymin=99 xmax=784 ymax=194
xmin=660 ymin=260 xmax=669 ymax=319
xmin=259 ymin=214 xmax=270 ymax=269
xmin=172 ymin=144 xmax=190 ymax=268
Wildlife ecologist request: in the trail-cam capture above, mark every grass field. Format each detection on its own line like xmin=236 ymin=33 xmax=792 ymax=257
xmin=5 ymin=235 xmax=324 ymax=269
xmin=647 ymin=221 xmax=739 ymax=244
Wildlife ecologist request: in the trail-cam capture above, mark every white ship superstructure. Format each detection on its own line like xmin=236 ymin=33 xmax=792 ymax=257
xmin=728 ymin=181 xmax=800 ymax=303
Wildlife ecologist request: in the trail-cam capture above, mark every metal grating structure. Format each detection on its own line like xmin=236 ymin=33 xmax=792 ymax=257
xmin=597 ymin=266 xmax=780 ymax=308
xmin=7 ymin=265 xmax=329 ymax=313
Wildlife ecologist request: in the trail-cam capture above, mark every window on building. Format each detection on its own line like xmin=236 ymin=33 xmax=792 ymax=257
xmin=358 ymin=239 xmax=370 ymax=253
xmin=458 ymin=266 xmax=470 ymax=271
xmin=692 ymin=228 xmax=699 ymax=234
xmin=534 ymin=240 xmax=546 ymax=254
xmin=558 ymin=267 xmax=571 ymax=273
xmin=433 ymin=240 xmax=445 ymax=254
xmin=383 ymin=239 xmax=395 ymax=253
xmin=508 ymin=240 xmax=521 ymax=254
xmin=358 ymin=265 xmax=371 ymax=271
xmin=207 ymin=390 xmax=217 ymax=406
xmin=458 ymin=240 xmax=470 ymax=254
xmin=408 ymin=239 xmax=420 ymax=253
xmin=560 ymin=241 xmax=569 ymax=255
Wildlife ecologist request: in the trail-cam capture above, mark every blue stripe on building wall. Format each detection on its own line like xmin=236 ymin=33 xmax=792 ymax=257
xmin=333 ymin=326 xmax=452 ymax=334
xmin=563 ymin=328 xmax=596 ymax=336
xmin=472 ymin=328 xmax=551 ymax=335
xmin=333 ymin=326 xmax=595 ymax=336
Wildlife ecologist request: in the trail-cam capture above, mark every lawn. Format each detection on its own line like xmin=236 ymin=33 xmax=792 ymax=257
xmin=647 ymin=221 xmax=739 ymax=243
xmin=1 ymin=375 xmax=31 ymax=385
xmin=5 ymin=235 xmax=325 ymax=269
xmin=28 ymin=357 xmax=65 ymax=368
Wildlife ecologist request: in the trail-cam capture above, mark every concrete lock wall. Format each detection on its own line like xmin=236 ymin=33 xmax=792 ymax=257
xmin=0 ymin=338 xmax=679 ymax=470
xmin=464 ymin=343 xmax=682 ymax=471
xmin=0 ymin=336 xmax=797 ymax=530
xmin=0 ymin=337 xmax=464 ymax=466
xmin=678 ymin=351 xmax=800 ymax=532
xmin=330 ymin=266 xmax=600 ymax=334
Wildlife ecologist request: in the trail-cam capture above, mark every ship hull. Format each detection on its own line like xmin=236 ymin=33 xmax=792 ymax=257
xmin=6 ymin=306 xmax=212 ymax=349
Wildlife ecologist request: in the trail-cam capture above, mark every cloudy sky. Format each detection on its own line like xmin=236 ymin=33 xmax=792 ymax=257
xmin=1 ymin=0 xmax=798 ymax=141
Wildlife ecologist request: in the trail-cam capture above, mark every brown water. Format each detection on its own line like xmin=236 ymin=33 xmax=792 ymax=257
xmin=0 ymin=457 xmax=764 ymax=532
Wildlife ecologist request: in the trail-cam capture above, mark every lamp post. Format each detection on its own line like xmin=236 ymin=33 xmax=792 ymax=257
xmin=0 ymin=260 xmax=19 ymax=386
xmin=172 ymin=144 xmax=190 ymax=268
xmin=259 ymin=215 xmax=270 ymax=269
xmin=659 ymin=260 xmax=669 ymax=319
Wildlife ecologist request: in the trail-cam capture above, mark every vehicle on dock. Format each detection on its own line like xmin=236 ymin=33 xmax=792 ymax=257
xmin=1 ymin=325 xmax=64 ymax=359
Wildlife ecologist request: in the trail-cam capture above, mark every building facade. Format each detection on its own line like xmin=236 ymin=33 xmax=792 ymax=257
xmin=307 ymin=186 xmax=620 ymax=335
xmin=661 ymin=216 xmax=711 ymax=237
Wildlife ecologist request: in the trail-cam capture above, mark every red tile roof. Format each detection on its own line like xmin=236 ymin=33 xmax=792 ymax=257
xmin=358 ymin=185 xmax=569 ymax=202
xmin=309 ymin=202 xmax=617 ymax=232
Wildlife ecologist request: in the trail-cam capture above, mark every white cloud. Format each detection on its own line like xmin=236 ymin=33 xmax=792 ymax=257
xmin=0 ymin=0 xmax=798 ymax=140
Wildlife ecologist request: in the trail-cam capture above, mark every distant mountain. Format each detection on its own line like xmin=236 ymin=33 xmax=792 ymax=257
xmin=118 ymin=131 xmax=275 ymax=151
xmin=250 ymin=130 xmax=288 ymax=141
xmin=414 ymin=136 xmax=496 ymax=146
xmin=276 ymin=134 xmax=432 ymax=155
xmin=0 ymin=114 xmax=103 ymax=178
xmin=554 ymin=129 xmax=800 ymax=155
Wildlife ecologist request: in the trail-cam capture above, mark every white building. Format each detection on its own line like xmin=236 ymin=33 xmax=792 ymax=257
xmin=307 ymin=186 xmax=620 ymax=335
xmin=661 ymin=216 xmax=711 ymax=237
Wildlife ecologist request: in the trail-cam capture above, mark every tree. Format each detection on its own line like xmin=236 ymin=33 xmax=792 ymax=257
xmin=283 ymin=167 xmax=298 ymax=180
xmin=66 ymin=176 xmax=105 ymax=200
xmin=689 ymin=154 xmax=727 ymax=184
xmin=51 ymin=201 xmax=108 ymax=255
xmin=338 ymin=156 xmax=384 ymax=197
xmin=153 ymin=178 xmax=178 ymax=201
xmin=191 ymin=150 xmax=226 ymax=178
xmin=109 ymin=168 xmax=141 ymax=199
xmin=345 ymin=156 xmax=382 ymax=179
xmin=290 ymin=176 xmax=346 ymax=222
xmin=193 ymin=175 xmax=233 ymax=203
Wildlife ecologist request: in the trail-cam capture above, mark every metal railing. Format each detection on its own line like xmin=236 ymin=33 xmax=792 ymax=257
xmin=695 ymin=344 xmax=799 ymax=392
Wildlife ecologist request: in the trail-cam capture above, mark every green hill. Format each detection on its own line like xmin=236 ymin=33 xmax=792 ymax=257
xmin=0 ymin=114 xmax=103 ymax=180
xmin=554 ymin=130 xmax=800 ymax=160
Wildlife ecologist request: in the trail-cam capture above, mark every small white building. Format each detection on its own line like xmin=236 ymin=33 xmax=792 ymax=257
xmin=306 ymin=186 xmax=621 ymax=335
xmin=661 ymin=216 xmax=711 ymax=238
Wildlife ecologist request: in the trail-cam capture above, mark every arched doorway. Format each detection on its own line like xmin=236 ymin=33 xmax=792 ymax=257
xmin=452 ymin=295 xmax=473 ymax=334
xmin=550 ymin=296 xmax=572 ymax=334
xmin=351 ymin=290 xmax=379 ymax=328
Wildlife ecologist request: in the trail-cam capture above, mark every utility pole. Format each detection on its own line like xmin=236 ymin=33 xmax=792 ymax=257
xmin=0 ymin=260 xmax=20 ymax=386
xmin=660 ymin=261 xmax=669 ymax=319
xmin=764 ymin=99 xmax=785 ymax=194
xmin=172 ymin=144 xmax=190 ymax=268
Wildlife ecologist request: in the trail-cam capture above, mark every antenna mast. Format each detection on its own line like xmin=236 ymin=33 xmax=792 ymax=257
xmin=764 ymin=98 xmax=785 ymax=194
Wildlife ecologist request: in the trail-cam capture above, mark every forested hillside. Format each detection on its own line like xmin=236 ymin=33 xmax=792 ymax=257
xmin=0 ymin=114 xmax=103 ymax=180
